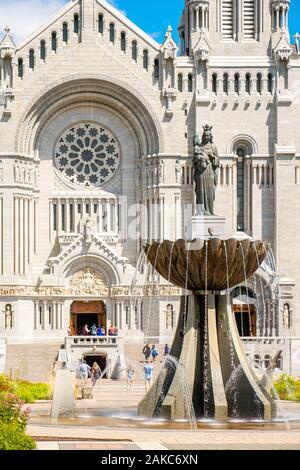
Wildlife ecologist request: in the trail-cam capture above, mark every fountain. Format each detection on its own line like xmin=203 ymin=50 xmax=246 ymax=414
xmin=50 ymin=349 xmax=76 ymax=420
xmin=139 ymin=126 xmax=276 ymax=422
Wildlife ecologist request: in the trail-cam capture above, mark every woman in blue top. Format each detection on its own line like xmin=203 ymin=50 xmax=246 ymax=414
xmin=144 ymin=359 xmax=154 ymax=392
xmin=151 ymin=345 xmax=158 ymax=362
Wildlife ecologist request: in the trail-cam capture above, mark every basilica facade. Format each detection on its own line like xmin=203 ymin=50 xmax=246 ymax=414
xmin=0 ymin=0 xmax=300 ymax=374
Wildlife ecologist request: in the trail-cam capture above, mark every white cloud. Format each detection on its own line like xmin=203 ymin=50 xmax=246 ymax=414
xmin=0 ymin=0 xmax=68 ymax=44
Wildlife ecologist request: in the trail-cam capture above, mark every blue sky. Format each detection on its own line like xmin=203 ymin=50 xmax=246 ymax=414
xmin=0 ymin=0 xmax=299 ymax=45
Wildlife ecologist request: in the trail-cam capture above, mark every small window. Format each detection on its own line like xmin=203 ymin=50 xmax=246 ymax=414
xmin=268 ymin=73 xmax=273 ymax=93
xmin=63 ymin=22 xmax=68 ymax=43
xmin=74 ymin=13 xmax=79 ymax=34
xmin=234 ymin=73 xmax=240 ymax=93
xmin=143 ymin=50 xmax=149 ymax=70
xmin=188 ymin=73 xmax=193 ymax=92
xmin=109 ymin=23 xmax=115 ymax=43
xmin=245 ymin=73 xmax=251 ymax=94
xmin=178 ymin=73 xmax=183 ymax=92
xmin=223 ymin=73 xmax=229 ymax=93
xmin=61 ymin=204 xmax=65 ymax=231
xmin=212 ymin=73 xmax=217 ymax=93
xmin=18 ymin=58 xmax=23 ymax=78
xmin=29 ymin=49 xmax=35 ymax=70
xmin=40 ymin=40 xmax=46 ymax=61
xmin=132 ymin=40 xmax=137 ymax=61
xmin=120 ymin=31 xmax=126 ymax=51
xmin=256 ymin=73 xmax=262 ymax=93
xmin=98 ymin=14 xmax=104 ymax=34
xmin=154 ymin=58 xmax=159 ymax=78
xmin=51 ymin=32 xmax=57 ymax=52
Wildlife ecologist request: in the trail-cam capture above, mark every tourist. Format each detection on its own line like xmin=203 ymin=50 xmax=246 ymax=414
xmin=142 ymin=343 xmax=151 ymax=361
xmin=78 ymin=360 xmax=91 ymax=380
xmin=83 ymin=324 xmax=90 ymax=336
xmin=151 ymin=345 xmax=158 ymax=362
xmin=144 ymin=359 xmax=154 ymax=392
xmin=97 ymin=325 xmax=103 ymax=336
xmin=91 ymin=323 xmax=97 ymax=336
xmin=127 ymin=365 xmax=135 ymax=391
xmin=109 ymin=325 xmax=118 ymax=336
xmin=91 ymin=362 xmax=102 ymax=387
xmin=164 ymin=344 xmax=170 ymax=357
xmin=67 ymin=326 xmax=72 ymax=336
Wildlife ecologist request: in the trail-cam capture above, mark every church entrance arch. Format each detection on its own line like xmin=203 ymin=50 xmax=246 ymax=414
xmin=70 ymin=301 xmax=106 ymax=336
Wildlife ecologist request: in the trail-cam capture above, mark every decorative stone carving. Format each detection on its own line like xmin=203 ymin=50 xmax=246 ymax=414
xmin=161 ymin=26 xmax=178 ymax=60
xmin=69 ymin=268 xmax=107 ymax=296
xmin=175 ymin=160 xmax=182 ymax=183
xmin=54 ymin=123 xmax=120 ymax=188
xmin=4 ymin=304 xmax=13 ymax=329
xmin=14 ymin=160 xmax=34 ymax=186
xmin=135 ymin=164 xmax=141 ymax=186
xmin=273 ymin=32 xmax=292 ymax=62
xmin=283 ymin=303 xmax=291 ymax=329
xmin=166 ymin=304 xmax=174 ymax=330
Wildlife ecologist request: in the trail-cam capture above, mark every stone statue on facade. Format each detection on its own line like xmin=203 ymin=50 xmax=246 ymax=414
xmin=5 ymin=304 xmax=12 ymax=329
xmin=192 ymin=125 xmax=220 ymax=216
xmin=84 ymin=217 xmax=92 ymax=244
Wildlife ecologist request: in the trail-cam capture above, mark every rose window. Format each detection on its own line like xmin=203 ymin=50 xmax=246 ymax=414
xmin=54 ymin=123 xmax=120 ymax=187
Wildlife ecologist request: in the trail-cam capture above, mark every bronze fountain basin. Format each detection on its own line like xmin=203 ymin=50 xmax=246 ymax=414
xmin=144 ymin=238 xmax=269 ymax=292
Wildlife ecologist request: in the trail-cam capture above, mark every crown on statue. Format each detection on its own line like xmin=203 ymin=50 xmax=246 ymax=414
xmin=202 ymin=124 xmax=213 ymax=132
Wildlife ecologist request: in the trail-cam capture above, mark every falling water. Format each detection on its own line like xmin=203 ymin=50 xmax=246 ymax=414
xmin=253 ymin=244 xmax=266 ymax=337
xmin=239 ymin=242 xmax=253 ymax=337
xmin=183 ymin=242 xmax=191 ymax=337
xmin=203 ymin=241 xmax=210 ymax=417
xmin=224 ymin=241 xmax=236 ymax=370
xmin=166 ymin=356 xmax=197 ymax=429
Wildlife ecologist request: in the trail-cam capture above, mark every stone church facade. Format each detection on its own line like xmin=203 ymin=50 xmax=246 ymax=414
xmin=0 ymin=0 xmax=300 ymax=373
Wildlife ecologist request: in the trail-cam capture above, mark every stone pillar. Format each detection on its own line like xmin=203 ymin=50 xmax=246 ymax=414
xmin=57 ymin=200 xmax=61 ymax=233
xmin=114 ymin=199 xmax=119 ymax=233
xmin=34 ymin=300 xmax=39 ymax=330
xmin=106 ymin=200 xmax=111 ymax=233
xmin=24 ymin=197 xmax=28 ymax=274
xmin=14 ymin=196 xmax=19 ymax=274
xmin=65 ymin=200 xmax=69 ymax=233
xmin=49 ymin=200 xmax=53 ymax=241
xmin=42 ymin=301 xmax=47 ymax=330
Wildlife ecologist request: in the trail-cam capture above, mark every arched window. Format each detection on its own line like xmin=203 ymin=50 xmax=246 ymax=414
xmin=143 ymin=50 xmax=149 ymax=70
xmin=254 ymin=354 xmax=261 ymax=367
xmin=18 ymin=58 xmax=23 ymax=78
xmin=63 ymin=22 xmax=68 ymax=43
xmin=40 ymin=40 xmax=46 ymax=60
xmin=264 ymin=354 xmax=271 ymax=369
xmin=245 ymin=73 xmax=251 ymax=94
xmin=212 ymin=73 xmax=217 ymax=93
xmin=74 ymin=13 xmax=79 ymax=34
xmin=121 ymin=31 xmax=126 ymax=51
xmin=256 ymin=73 xmax=262 ymax=93
xmin=29 ymin=49 xmax=35 ymax=69
xmin=132 ymin=40 xmax=137 ymax=61
xmin=236 ymin=147 xmax=245 ymax=232
xmin=188 ymin=73 xmax=193 ymax=92
xmin=109 ymin=23 xmax=115 ymax=43
xmin=268 ymin=73 xmax=273 ymax=93
xmin=51 ymin=31 xmax=57 ymax=51
xmin=223 ymin=73 xmax=229 ymax=93
xmin=234 ymin=73 xmax=240 ymax=93
xmin=98 ymin=14 xmax=104 ymax=34
xmin=178 ymin=73 xmax=183 ymax=92
xmin=154 ymin=58 xmax=159 ymax=78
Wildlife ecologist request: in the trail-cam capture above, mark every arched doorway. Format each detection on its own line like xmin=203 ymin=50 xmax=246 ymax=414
xmin=70 ymin=301 xmax=106 ymax=335
xmin=231 ymin=286 xmax=257 ymax=337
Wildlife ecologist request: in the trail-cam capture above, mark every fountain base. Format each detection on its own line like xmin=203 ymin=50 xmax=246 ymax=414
xmin=138 ymin=294 xmax=276 ymax=421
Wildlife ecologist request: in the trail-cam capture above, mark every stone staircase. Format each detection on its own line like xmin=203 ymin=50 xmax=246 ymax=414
xmin=5 ymin=342 xmax=62 ymax=382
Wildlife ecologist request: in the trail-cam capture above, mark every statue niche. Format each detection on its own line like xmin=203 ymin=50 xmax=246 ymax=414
xmin=5 ymin=304 xmax=13 ymax=329
xmin=192 ymin=125 xmax=220 ymax=216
